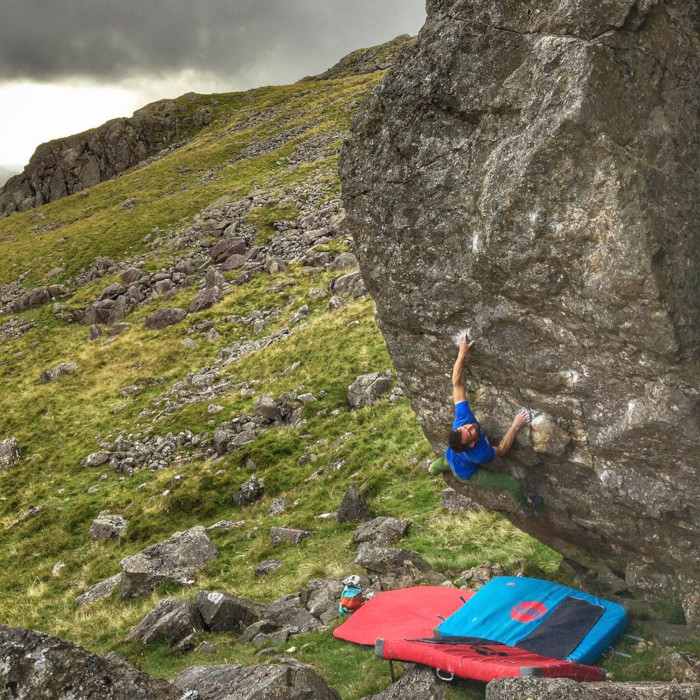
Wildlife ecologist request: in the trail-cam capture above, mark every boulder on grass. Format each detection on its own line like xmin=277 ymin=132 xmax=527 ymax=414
xmin=144 ymin=307 xmax=187 ymax=330
xmin=125 ymin=598 xmax=204 ymax=646
xmin=347 ymin=371 xmax=392 ymax=408
xmin=0 ymin=438 xmax=20 ymax=472
xmin=194 ymin=590 xmax=266 ymax=633
xmin=336 ymin=483 xmax=371 ymax=524
xmin=120 ymin=526 xmax=219 ymax=598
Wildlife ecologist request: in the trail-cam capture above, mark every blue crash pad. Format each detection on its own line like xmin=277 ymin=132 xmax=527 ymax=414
xmin=437 ymin=576 xmax=627 ymax=665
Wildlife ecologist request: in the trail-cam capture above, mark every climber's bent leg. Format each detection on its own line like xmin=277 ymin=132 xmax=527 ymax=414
xmin=466 ymin=467 xmax=527 ymax=510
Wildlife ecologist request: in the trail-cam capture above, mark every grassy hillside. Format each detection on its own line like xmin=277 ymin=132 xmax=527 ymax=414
xmin=0 ymin=42 xmax=695 ymax=699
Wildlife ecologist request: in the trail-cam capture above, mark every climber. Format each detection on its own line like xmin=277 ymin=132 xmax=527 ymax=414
xmin=429 ymin=334 xmax=541 ymax=516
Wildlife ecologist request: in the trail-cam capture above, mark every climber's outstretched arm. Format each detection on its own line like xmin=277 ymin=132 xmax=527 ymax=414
xmin=452 ymin=334 xmax=475 ymax=404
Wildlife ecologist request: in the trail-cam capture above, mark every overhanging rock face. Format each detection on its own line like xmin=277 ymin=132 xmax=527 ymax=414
xmin=340 ymin=0 xmax=699 ymax=601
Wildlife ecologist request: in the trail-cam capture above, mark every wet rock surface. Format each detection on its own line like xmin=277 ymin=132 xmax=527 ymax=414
xmin=340 ymin=0 xmax=700 ymax=601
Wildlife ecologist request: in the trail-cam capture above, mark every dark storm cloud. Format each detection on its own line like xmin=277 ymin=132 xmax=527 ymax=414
xmin=1 ymin=0 xmax=426 ymax=84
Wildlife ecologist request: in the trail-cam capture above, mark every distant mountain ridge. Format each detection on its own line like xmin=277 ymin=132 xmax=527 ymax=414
xmin=0 ymin=35 xmax=414 ymax=219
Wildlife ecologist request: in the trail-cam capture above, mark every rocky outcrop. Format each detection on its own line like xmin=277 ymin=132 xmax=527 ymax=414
xmin=0 ymin=95 xmax=216 ymax=216
xmin=486 ymin=677 xmax=700 ymax=699
xmin=340 ymin=0 xmax=700 ymax=602
xmin=0 ymin=625 xmax=178 ymax=699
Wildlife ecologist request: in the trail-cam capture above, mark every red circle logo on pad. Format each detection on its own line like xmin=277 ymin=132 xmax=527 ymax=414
xmin=510 ymin=601 xmax=547 ymax=623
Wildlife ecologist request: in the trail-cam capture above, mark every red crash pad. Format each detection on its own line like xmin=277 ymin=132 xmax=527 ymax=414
xmin=333 ymin=586 xmax=471 ymax=645
xmin=376 ymin=638 xmax=605 ymax=682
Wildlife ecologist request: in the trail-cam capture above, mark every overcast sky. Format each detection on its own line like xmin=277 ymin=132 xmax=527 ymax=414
xmin=0 ymin=0 xmax=426 ymax=171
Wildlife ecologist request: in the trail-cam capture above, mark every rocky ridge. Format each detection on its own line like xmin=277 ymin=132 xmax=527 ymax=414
xmin=0 ymin=95 xmax=216 ymax=217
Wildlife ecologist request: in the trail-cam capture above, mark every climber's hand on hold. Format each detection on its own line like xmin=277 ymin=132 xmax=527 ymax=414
xmin=513 ymin=409 xmax=532 ymax=430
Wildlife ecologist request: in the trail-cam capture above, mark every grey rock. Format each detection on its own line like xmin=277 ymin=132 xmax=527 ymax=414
xmin=255 ymin=559 xmax=283 ymax=577
xmin=120 ymin=526 xmax=219 ymax=598
xmin=336 ymin=483 xmax=372 ymax=523
xmin=173 ymin=661 xmax=341 ymax=700
xmin=40 ymin=362 xmax=78 ymax=383
xmin=485 ymin=677 xmax=700 ymax=699
xmin=269 ymin=527 xmax=314 ymax=546
xmin=254 ymin=394 xmax=283 ymax=422
xmin=125 ymin=598 xmax=204 ymax=646
xmin=240 ymin=619 xmax=279 ymax=644
xmin=84 ymin=450 xmax=110 ymax=467
xmin=190 ymin=287 xmax=221 ymax=312
xmin=267 ymin=499 xmax=287 ymax=516
xmin=353 ymin=516 xmax=412 ymax=547
xmin=340 ymin=0 xmax=700 ymax=603
xmin=454 ymin=561 xmax=512 ymax=590
xmin=232 ymin=475 xmax=264 ymax=506
xmin=0 ymin=438 xmax=20 ymax=472
xmin=144 ymin=307 xmax=187 ymax=330
xmin=90 ymin=511 xmax=129 ymax=540
xmin=329 ymin=252 xmax=358 ymax=271
xmin=194 ymin=590 xmax=266 ymax=632
xmin=361 ymin=664 xmax=447 ymax=700
xmin=0 ymin=625 xmax=178 ymax=698
xmin=75 ymin=574 xmax=122 ymax=606
xmin=221 ymin=253 xmax=248 ymax=271
xmin=440 ymin=488 xmax=481 ymax=513
xmin=211 ymin=237 xmax=247 ymax=262
xmin=347 ymin=371 xmax=393 ymax=408
xmin=354 ymin=543 xmax=446 ymax=589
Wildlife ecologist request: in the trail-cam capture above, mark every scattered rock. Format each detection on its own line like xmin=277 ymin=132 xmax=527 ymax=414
xmin=84 ymin=450 xmax=110 ymax=468
xmin=232 ymin=475 xmax=264 ymax=506
xmin=347 ymin=371 xmax=392 ymax=408
xmin=336 ymin=483 xmax=371 ymax=523
xmin=0 ymin=438 xmax=20 ymax=472
xmin=269 ymin=527 xmax=314 ymax=546
xmin=145 ymin=307 xmax=187 ymax=330
xmin=255 ymin=559 xmax=283 ymax=577
xmin=267 ymin=498 xmax=287 ymax=516
xmin=89 ymin=512 xmax=129 ymax=540
xmin=353 ymin=516 xmax=412 ymax=547
xmin=190 ymin=287 xmax=220 ymax=312
xmin=120 ymin=526 xmax=219 ymax=598
xmin=194 ymin=590 xmax=266 ymax=632
xmin=125 ymin=598 xmax=204 ymax=647
xmin=75 ymin=574 xmax=122 ymax=606
xmin=354 ymin=543 xmax=445 ymax=589
xmin=454 ymin=561 xmax=512 ymax=590
xmin=40 ymin=362 xmax=78 ymax=383
xmin=440 ymin=487 xmax=481 ymax=513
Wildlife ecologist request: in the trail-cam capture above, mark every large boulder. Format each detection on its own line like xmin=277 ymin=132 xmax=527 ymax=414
xmin=173 ymin=661 xmax=341 ymax=700
xmin=120 ymin=526 xmax=219 ymax=598
xmin=0 ymin=625 xmax=178 ymax=699
xmin=340 ymin=0 xmax=700 ymax=602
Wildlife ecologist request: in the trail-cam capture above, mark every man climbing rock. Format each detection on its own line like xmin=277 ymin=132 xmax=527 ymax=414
xmin=430 ymin=334 xmax=541 ymax=516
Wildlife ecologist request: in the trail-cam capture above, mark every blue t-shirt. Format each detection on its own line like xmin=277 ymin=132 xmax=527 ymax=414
xmin=445 ymin=400 xmax=495 ymax=479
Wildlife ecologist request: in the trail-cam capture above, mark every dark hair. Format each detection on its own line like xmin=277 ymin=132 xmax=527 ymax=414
xmin=449 ymin=429 xmax=467 ymax=453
